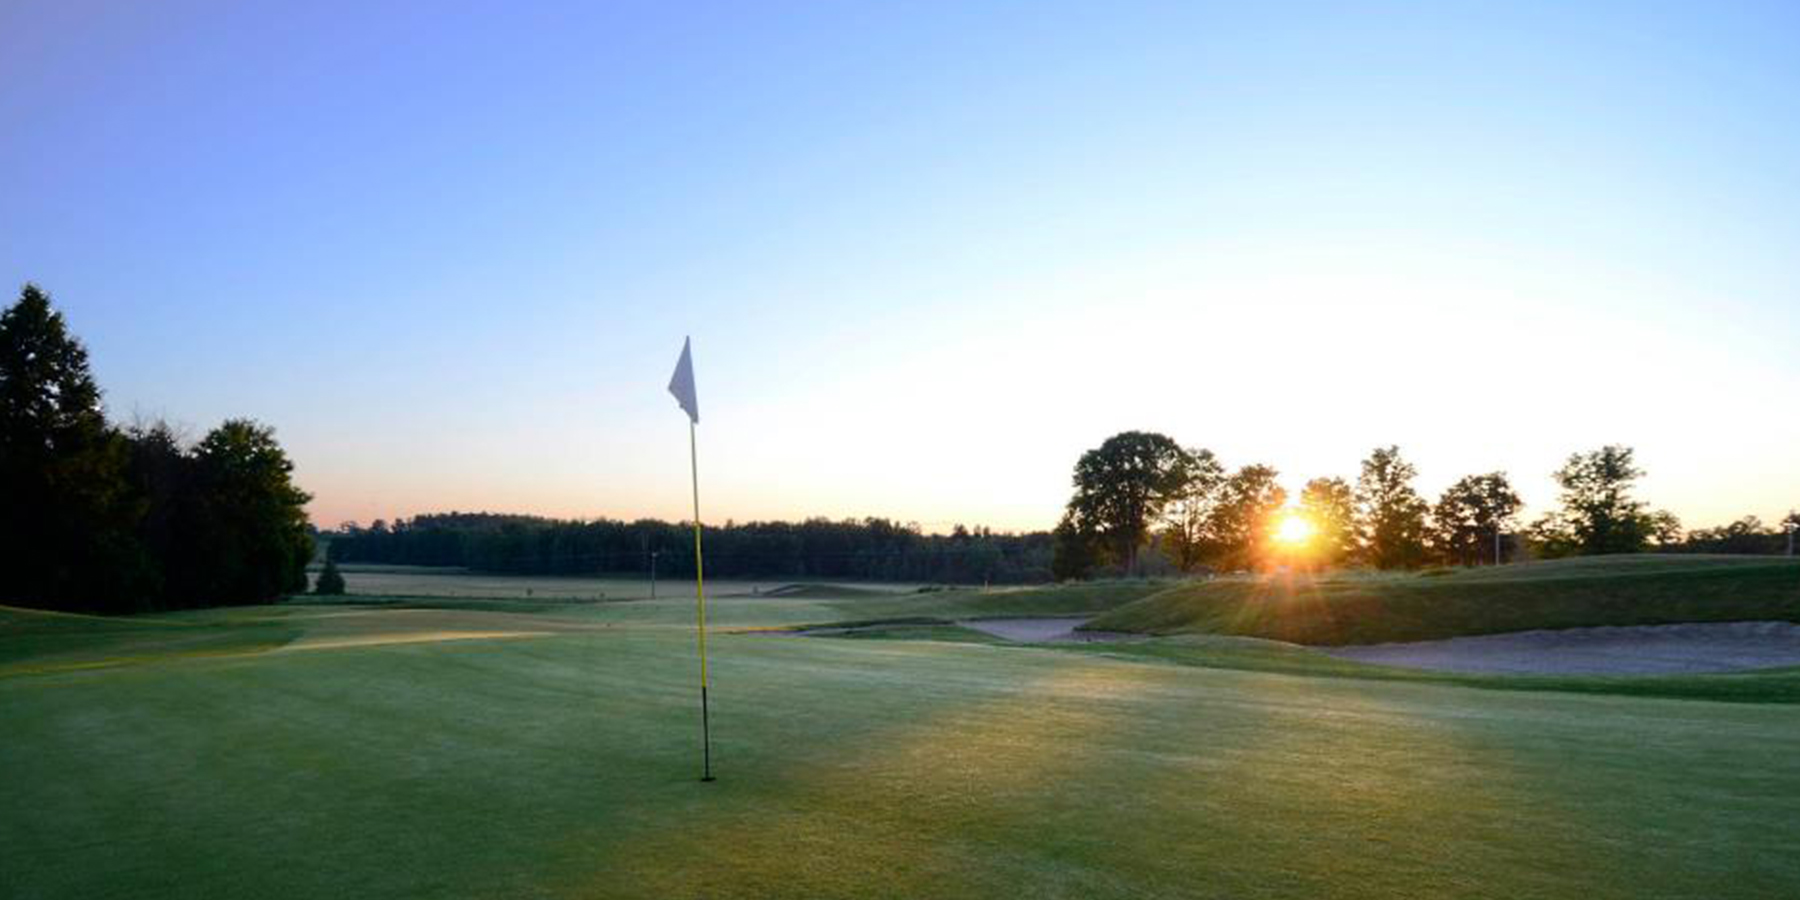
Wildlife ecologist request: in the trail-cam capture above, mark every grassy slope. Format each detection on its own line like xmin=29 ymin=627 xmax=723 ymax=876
xmin=4 ymin=583 xmax=1799 ymax=898
xmin=0 ymin=605 xmax=300 ymax=676
xmin=1087 ymin=555 xmax=1800 ymax=645
xmin=812 ymin=580 xmax=1172 ymax=624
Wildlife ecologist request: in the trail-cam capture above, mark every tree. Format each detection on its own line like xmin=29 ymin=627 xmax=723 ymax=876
xmin=1647 ymin=509 xmax=1684 ymax=548
xmin=1205 ymin=464 xmax=1287 ymax=572
xmin=0 ymin=284 xmax=150 ymax=611
xmin=1355 ymin=446 xmax=1429 ymax=569
xmin=313 ymin=558 xmax=347 ymax=595
xmin=183 ymin=419 xmax=314 ymax=605
xmin=1160 ymin=448 xmax=1225 ymax=573
xmin=1431 ymin=472 xmax=1521 ymax=566
xmin=1298 ymin=477 xmax=1357 ymax=567
xmin=1536 ymin=445 xmax=1653 ymax=556
xmin=1061 ymin=431 xmax=1196 ymax=574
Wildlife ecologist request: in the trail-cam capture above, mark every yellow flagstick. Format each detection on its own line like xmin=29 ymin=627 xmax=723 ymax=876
xmin=689 ymin=417 xmax=714 ymax=782
xmin=667 ymin=335 xmax=712 ymax=782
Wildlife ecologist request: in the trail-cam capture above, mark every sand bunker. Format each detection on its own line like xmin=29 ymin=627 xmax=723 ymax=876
xmin=960 ymin=617 xmax=1136 ymax=643
xmin=1320 ymin=621 xmax=1800 ymax=675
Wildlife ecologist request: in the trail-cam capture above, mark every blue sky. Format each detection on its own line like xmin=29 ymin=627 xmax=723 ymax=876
xmin=3 ymin=1 xmax=1797 ymax=531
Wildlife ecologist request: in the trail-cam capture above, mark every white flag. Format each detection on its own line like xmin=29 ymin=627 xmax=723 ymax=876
xmin=668 ymin=336 xmax=699 ymax=423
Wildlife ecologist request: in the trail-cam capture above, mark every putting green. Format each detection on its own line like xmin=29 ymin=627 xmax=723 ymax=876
xmin=1 ymin=588 xmax=1796 ymax=898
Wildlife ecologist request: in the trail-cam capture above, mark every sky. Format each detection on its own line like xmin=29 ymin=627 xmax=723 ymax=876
xmin=3 ymin=1 xmax=1798 ymax=534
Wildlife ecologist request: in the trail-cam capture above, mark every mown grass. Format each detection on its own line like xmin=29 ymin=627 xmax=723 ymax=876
xmin=4 ymin=577 xmax=1799 ymax=898
xmin=1087 ymin=555 xmax=1800 ymax=645
xmin=0 ymin=605 xmax=300 ymax=676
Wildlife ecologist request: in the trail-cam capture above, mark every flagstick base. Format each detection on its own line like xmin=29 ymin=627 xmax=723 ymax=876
xmin=700 ymin=683 xmax=715 ymax=782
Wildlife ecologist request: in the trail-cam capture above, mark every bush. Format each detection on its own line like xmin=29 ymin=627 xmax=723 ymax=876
xmin=313 ymin=559 xmax=346 ymax=595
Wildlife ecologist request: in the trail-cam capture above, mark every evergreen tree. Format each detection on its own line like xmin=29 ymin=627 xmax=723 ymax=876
xmin=0 ymin=284 xmax=150 ymax=611
xmin=314 ymin=558 xmax=347 ymax=595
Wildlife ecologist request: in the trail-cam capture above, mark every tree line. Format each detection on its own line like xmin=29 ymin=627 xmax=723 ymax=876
xmin=1053 ymin=430 xmax=1796 ymax=578
xmin=328 ymin=513 xmax=1056 ymax=584
xmin=0 ymin=285 xmax=313 ymax=613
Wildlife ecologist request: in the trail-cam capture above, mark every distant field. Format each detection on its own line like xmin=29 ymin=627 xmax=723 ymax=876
xmin=1086 ymin=555 xmax=1800 ymax=645
xmin=5 ymin=567 xmax=1799 ymax=898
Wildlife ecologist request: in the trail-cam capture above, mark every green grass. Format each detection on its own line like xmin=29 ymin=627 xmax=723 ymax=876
xmin=813 ymin=579 xmax=1172 ymax=623
xmin=4 ymin=576 xmax=1800 ymax=898
xmin=1087 ymin=555 xmax=1800 ymax=645
xmin=0 ymin=605 xmax=301 ymax=676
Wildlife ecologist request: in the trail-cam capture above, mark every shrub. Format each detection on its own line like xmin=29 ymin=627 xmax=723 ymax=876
xmin=314 ymin=559 xmax=347 ymax=595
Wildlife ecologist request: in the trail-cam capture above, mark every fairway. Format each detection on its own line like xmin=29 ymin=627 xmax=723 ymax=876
xmin=4 ymin=580 xmax=1798 ymax=899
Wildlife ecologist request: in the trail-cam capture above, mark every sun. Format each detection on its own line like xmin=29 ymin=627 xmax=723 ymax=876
xmin=1274 ymin=513 xmax=1315 ymax=546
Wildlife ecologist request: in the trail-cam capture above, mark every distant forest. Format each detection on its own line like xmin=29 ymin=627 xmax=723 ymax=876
xmin=329 ymin=514 xmax=1055 ymax=584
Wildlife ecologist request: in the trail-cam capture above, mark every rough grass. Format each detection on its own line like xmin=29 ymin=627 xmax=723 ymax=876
xmin=1086 ymin=555 xmax=1800 ymax=645
xmin=5 ymin=578 xmax=1800 ymax=898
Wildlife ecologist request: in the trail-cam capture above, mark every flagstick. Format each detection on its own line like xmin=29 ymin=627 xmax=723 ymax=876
xmin=690 ymin=418 xmax=715 ymax=782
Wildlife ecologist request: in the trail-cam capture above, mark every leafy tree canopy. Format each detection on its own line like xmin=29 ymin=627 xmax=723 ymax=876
xmin=1356 ymin=445 xmax=1429 ymax=570
xmin=1062 ymin=431 xmax=1197 ymax=573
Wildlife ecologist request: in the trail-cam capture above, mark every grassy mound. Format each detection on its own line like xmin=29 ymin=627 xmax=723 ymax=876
xmin=1085 ymin=555 xmax=1800 ymax=646
xmin=0 ymin=605 xmax=300 ymax=675
xmin=760 ymin=583 xmax=905 ymax=599
xmin=816 ymin=579 xmax=1173 ymax=623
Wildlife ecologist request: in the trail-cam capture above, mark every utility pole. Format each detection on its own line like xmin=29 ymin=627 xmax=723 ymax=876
xmin=1788 ymin=523 xmax=1796 ymax=558
xmin=650 ymin=549 xmax=660 ymax=599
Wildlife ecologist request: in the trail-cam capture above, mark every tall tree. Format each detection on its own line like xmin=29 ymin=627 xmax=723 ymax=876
xmin=1061 ymin=431 xmax=1195 ymax=574
xmin=1298 ymin=476 xmax=1357 ymax=567
xmin=1431 ymin=472 xmax=1522 ymax=566
xmin=1355 ymin=446 xmax=1429 ymax=569
xmin=1205 ymin=464 xmax=1287 ymax=572
xmin=1647 ymin=509 xmax=1684 ymax=548
xmin=0 ymin=284 xmax=149 ymax=611
xmin=1050 ymin=514 xmax=1100 ymax=580
xmin=1160 ymin=447 xmax=1225 ymax=573
xmin=182 ymin=419 xmax=314 ymax=605
xmin=1534 ymin=445 xmax=1653 ymax=556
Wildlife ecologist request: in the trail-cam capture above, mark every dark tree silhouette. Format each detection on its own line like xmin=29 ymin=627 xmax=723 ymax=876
xmin=183 ymin=420 xmax=314 ymax=605
xmin=0 ymin=285 xmax=315 ymax=612
xmin=0 ymin=284 xmax=151 ymax=611
xmin=1432 ymin=472 xmax=1522 ymax=566
xmin=1204 ymin=464 xmax=1287 ymax=572
xmin=1356 ymin=446 xmax=1429 ymax=570
xmin=1159 ymin=447 xmax=1225 ymax=573
xmin=1532 ymin=445 xmax=1654 ymax=556
xmin=314 ymin=558 xmax=347 ymax=595
xmin=1299 ymin=476 xmax=1358 ymax=567
xmin=1060 ymin=431 xmax=1197 ymax=574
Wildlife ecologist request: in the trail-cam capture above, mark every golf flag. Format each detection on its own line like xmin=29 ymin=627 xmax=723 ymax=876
xmin=668 ymin=337 xmax=699 ymax=424
xmin=669 ymin=336 xmax=714 ymax=782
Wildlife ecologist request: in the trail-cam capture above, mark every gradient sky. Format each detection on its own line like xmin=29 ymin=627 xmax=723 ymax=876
xmin=4 ymin=1 xmax=1797 ymax=533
